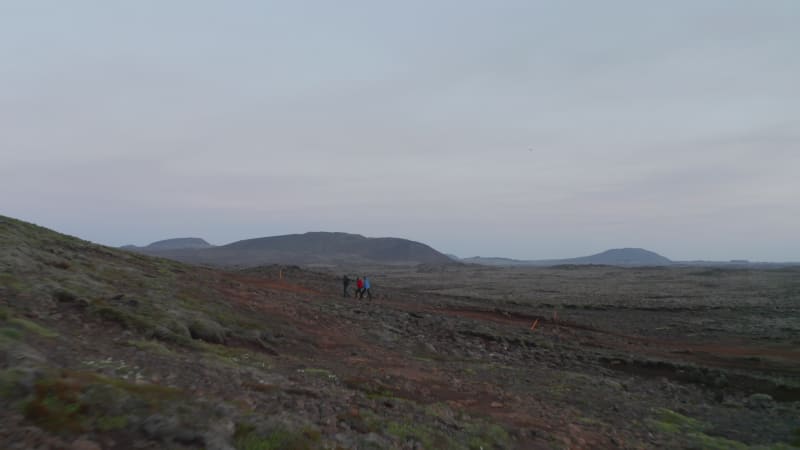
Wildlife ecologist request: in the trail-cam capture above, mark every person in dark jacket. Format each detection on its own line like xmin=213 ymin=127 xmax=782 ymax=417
xmin=342 ymin=275 xmax=351 ymax=298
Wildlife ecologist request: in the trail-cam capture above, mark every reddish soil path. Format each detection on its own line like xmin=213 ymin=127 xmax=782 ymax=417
xmin=226 ymin=273 xmax=322 ymax=296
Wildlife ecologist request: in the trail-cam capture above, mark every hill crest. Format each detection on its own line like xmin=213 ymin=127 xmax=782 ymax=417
xmin=126 ymin=231 xmax=451 ymax=267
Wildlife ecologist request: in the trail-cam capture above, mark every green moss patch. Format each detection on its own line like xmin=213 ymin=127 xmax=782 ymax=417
xmin=91 ymin=305 xmax=154 ymax=333
xmin=648 ymin=408 xmax=755 ymax=449
xmin=686 ymin=431 xmax=748 ymax=450
xmin=22 ymin=370 xmax=183 ymax=433
xmin=234 ymin=422 xmax=320 ymax=450
xmin=23 ymin=376 xmax=90 ymax=432
xmin=463 ymin=422 xmax=512 ymax=450
xmin=0 ymin=274 xmax=26 ymax=293
xmin=8 ymin=318 xmax=59 ymax=338
xmin=650 ymin=407 xmax=706 ymax=434
xmin=386 ymin=420 xmax=435 ymax=447
xmin=0 ymin=326 xmax=23 ymax=340
xmin=95 ymin=414 xmax=128 ymax=431
xmin=386 ymin=420 xmax=458 ymax=449
xmin=0 ymin=368 xmax=34 ymax=399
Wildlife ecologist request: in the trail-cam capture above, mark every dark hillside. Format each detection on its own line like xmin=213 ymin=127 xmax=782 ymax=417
xmin=131 ymin=232 xmax=452 ymax=267
xmin=0 ymin=216 xmax=527 ymax=448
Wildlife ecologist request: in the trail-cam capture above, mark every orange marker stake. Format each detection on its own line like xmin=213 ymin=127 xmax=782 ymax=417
xmin=530 ymin=319 xmax=539 ymax=331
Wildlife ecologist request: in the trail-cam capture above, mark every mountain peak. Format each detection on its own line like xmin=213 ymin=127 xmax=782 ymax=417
xmin=146 ymin=238 xmax=213 ymax=250
xmin=583 ymin=248 xmax=672 ymax=265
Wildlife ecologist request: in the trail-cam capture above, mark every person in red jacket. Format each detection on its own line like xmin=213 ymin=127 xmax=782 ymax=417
xmin=355 ymin=277 xmax=364 ymax=299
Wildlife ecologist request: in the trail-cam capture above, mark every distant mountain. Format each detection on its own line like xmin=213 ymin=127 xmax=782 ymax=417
xmin=123 ymin=237 xmax=214 ymax=251
xmin=462 ymin=248 xmax=673 ymax=267
xmin=124 ymin=232 xmax=451 ymax=267
xmin=458 ymin=256 xmax=522 ymax=266
xmin=562 ymin=248 xmax=672 ymax=266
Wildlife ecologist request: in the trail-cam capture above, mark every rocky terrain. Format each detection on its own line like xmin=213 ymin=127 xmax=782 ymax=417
xmin=1 ymin=215 xmax=799 ymax=449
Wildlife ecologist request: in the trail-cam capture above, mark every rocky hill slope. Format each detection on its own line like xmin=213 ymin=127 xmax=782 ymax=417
xmin=0 ymin=216 xmax=531 ymax=448
xmin=127 ymin=232 xmax=452 ymax=267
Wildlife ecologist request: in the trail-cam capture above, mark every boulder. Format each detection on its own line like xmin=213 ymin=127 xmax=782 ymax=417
xmin=745 ymin=393 xmax=774 ymax=409
xmin=188 ymin=318 xmax=227 ymax=344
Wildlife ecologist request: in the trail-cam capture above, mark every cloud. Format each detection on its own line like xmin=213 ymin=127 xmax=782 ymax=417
xmin=1 ymin=1 xmax=798 ymax=260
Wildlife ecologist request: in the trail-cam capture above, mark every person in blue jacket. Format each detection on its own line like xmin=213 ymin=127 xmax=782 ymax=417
xmin=361 ymin=276 xmax=372 ymax=300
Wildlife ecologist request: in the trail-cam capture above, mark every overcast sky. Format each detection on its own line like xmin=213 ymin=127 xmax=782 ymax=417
xmin=2 ymin=1 xmax=798 ymax=261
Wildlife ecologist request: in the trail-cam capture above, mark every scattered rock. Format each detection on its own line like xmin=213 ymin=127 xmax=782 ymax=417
xmin=53 ymin=289 xmax=78 ymax=303
xmin=174 ymin=429 xmax=205 ymax=446
xmin=745 ymin=393 xmax=774 ymax=409
xmin=204 ymin=436 xmax=235 ymax=450
xmin=142 ymin=414 xmax=180 ymax=441
xmin=0 ymin=343 xmax=47 ymax=368
xmin=0 ymin=367 xmax=44 ymax=399
xmin=70 ymin=438 xmax=102 ymax=450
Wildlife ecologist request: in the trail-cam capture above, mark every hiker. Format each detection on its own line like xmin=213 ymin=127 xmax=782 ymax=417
xmin=342 ymin=275 xmax=351 ymax=298
xmin=355 ymin=277 xmax=364 ymax=299
xmin=362 ymin=276 xmax=372 ymax=300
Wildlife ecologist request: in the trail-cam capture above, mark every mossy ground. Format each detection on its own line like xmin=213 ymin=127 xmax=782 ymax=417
xmin=647 ymin=408 xmax=800 ymax=450
xmin=2 ymin=214 xmax=799 ymax=449
xmin=7 ymin=318 xmax=59 ymax=338
xmin=234 ymin=423 xmax=320 ymax=450
xmin=19 ymin=370 xmax=185 ymax=433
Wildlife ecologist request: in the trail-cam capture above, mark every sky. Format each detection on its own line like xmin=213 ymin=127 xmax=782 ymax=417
xmin=1 ymin=1 xmax=799 ymax=261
